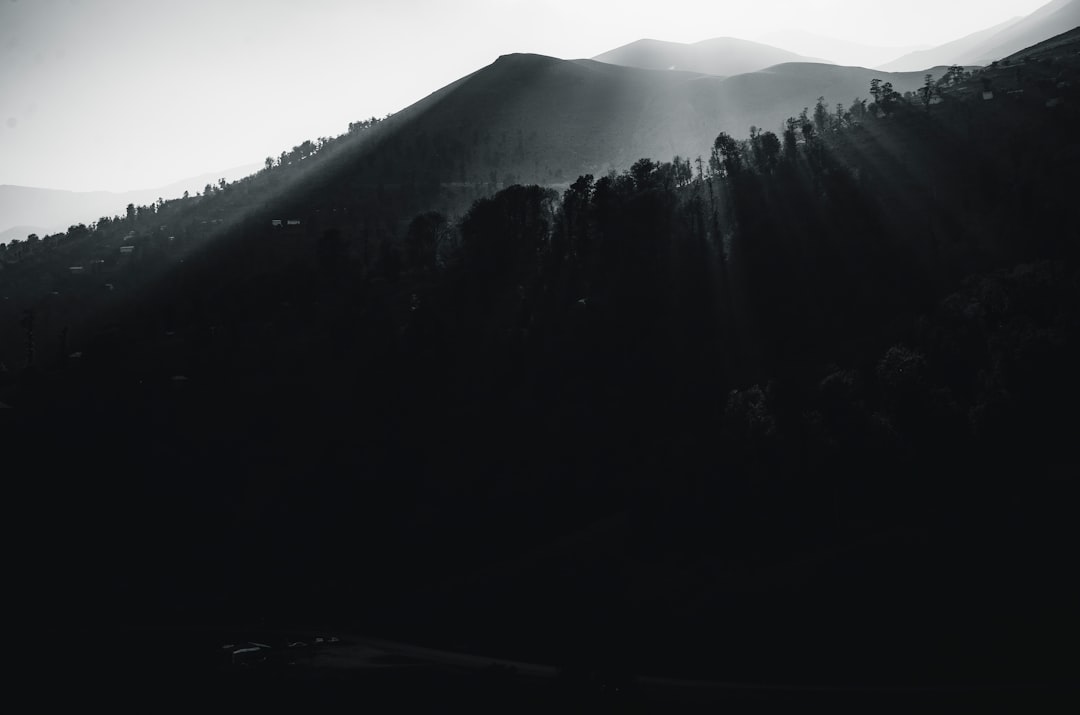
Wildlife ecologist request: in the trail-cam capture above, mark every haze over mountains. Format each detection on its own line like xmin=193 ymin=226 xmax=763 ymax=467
xmin=592 ymin=37 xmax=825 ymax=76
xmin=0 ymin=164 xmax=260 ymax=243
xmin=594 ymin=0 xmax=1078 ymax=75
xmin=880 ymin=0 xmax=1079 ymax=69
xmin=757 ymin=30 xmax=931 ymax=69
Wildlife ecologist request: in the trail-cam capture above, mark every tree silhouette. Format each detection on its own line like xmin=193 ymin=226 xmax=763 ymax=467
xmin=813 ymin=96 xmax=831 ymax=134
xmin=921 ymin=74 xmax=935 ymax=110
xmin=710 ymin=132 xmax=742 ymax=177
xmin=404 ymin=211 xmax=446 ymax=271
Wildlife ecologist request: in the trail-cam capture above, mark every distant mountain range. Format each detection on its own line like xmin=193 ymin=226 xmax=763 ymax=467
xmin=757 ymin=30 xmax=930 ymax=69
xmin=594 ymin=0 xmax=1079 ymax=76
xmin=592 ymin=37 xmax=825 ymax=76
xmin=0 ymin=164 xmax=260 ymax=243
xmin=879 ymin=0 xmax=1079 ymax=70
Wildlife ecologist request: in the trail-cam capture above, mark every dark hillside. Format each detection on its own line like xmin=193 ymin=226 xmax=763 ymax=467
xmin=5 ymin=29 xmax=1080 ymax=701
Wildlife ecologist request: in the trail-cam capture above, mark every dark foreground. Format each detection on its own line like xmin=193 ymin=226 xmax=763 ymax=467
xmin=22 ymin=626 xmax=1079 ymax=713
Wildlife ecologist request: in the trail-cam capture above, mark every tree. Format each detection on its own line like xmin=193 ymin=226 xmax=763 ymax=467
xmin=799 ymin=107 xmax=815 ymax=141
xmin=126 ymin=203 xmax=136 ymax=223
xmin=941 ymin=65 xmax=966 ymax=87
xmin=749 ymin=127 xmax=781 ymax=172
xmin=561 ymin=174 xmax=595 ymax=260
xmin=404 ymin=211 xmax=446 ymax=271
xmin=757 ymin=131 xmax=781 ymax=172
xmin=630 ymin=158 xmax=659 ymax=190
xmin=672 ymin=155 xmax=693 ymax=187
xmin=849 ymin=98 xmax=866 ymax=117
xmin=460 ymin=185 xmax=556 ymax=286
xmin=921 ymin=74 xmax=935 ymax=110
xmin=20 ymin=309 xmax=34 ymax=368
xmin=710 ymin=132 xmax=742 ymax=177
xmin=870 ymin=78 xmax=882 ymax=105
xmin=265 ymin=156 xmax=274 ymax=171
xmin=880 ymin=82 xmax=898 ymax=111
xmin=783 ymin=117 xmax=799 ymax=159
xmin=813 ymin=96 xmax=831 ymax=134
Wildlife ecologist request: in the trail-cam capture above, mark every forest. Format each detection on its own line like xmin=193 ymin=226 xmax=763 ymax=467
xmin=5 ymin=29 xmax=1080 ymax=699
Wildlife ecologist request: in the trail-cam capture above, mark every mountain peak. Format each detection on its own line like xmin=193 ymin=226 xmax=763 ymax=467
xmin=593 ymin=36 xmax=826 ymax=77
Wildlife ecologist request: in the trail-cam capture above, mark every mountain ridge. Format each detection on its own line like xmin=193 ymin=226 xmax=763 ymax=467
xmin=879 ymin=0 xmax=1079 ymax=70
xmin=592 ymin=36 xmax=826 ymax=77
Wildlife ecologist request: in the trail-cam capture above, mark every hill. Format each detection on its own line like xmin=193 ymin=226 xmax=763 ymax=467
xmin=592 ymin=36 xmax=825 ymax=76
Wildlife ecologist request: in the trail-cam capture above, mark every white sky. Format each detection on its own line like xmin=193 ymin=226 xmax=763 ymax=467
xmin=0 ymin=0 xmax=1052 ymax=192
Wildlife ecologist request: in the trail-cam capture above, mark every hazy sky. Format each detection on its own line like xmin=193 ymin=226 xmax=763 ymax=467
xmin=0 ymin=0 xmax=1053 ymax=192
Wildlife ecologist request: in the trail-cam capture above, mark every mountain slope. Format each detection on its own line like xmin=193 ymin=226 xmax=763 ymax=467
xmin=876 ymin=16 xmax=1023 ymax=71
xmin=303 ymin=53 xmax=951 ymax=196
xmin=0 ymin=164 xmax=261 ymax=241
xmin=974 ymin=0 xmax=1080 ymax=63
xmin=879 ymin=0 xmax=1079 ymax=70
xmin=592 ymin=37 xmax=825 ymax=77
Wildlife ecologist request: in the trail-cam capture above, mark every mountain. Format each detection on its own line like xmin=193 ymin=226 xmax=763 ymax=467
xmin=758 ymin=29 xmax=929 ymax=69
xmin=592 ymin=37 xmax=826 ymax=77
xmin=973 ymin=0 xmax=1080 ymax=63
xmin=0 ymin=164 xmax=261 ymax=242
xmin=878 ymin=0 xmax=1078 ymax=70
xmin=876 ymin=16 xmax=1023 ymax=71
xmin=308 ymin=53 xmax=953 ymax=193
